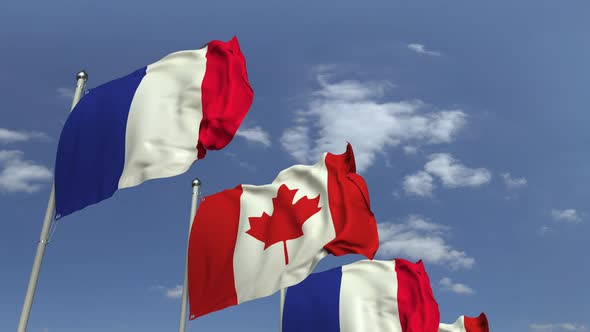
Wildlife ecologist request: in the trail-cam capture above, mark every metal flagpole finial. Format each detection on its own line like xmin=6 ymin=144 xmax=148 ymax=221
xmin=76 ymin=70 xmax=88 ymax=82
xmin=192 ymin=177 xmax=201 ymax=188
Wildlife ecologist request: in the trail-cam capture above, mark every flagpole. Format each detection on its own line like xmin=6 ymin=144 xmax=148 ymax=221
xmin=17 ymin=71 xmax=88 ymax=332
xmin=179 ymin=177 xmax=201 ymax=332
xmin=279 ymin=288 xmax=285 ymax=332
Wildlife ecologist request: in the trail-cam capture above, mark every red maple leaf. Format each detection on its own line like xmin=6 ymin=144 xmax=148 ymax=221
xmin=246 ymin=184 xmax=321 ymax=265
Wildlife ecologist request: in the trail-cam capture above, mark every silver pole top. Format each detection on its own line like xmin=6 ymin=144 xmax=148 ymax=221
xmin=76 ymin=70 xmax=88 ymax=82
xmin=192 ymin=177 xmax=202 ymax=188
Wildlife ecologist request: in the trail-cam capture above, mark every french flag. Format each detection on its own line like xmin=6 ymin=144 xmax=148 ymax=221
xmin=281 ymin=259 xmax=440 ymax=332
xmin=439 ymin=313 xmax=489 ymax=332
xmin=54 ymin=37 xmax=253 ymax=219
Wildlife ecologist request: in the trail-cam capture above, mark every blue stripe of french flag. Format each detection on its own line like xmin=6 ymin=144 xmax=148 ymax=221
xmin=281 ymin=259 xmax=440 ymax=332
xmin=54 ymin=37 xmax=253 ymax=219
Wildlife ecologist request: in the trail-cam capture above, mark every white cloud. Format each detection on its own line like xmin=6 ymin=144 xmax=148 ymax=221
xmin=56 ymin=87 xmax=74 ymax=100
xmin=403 ymin=146 xmax=419 ymax=154
xmin=281 ymin=123 xmax=311 ymax=164
xmin=541 ymin=210 xmax=582 ymax=234
xmin=384 ymin=159 xmax=394 ymax=168
xmin=224 ymin=152 xmax=257 ymax=172
xmin=235 ymin=126 xmax=271 ymax=147
xmin=0 ymin=150 xmax=52 ymax=193
xmin=405 ymin=217 xmax=449 ymax=233
xmin=377 ymin=215 xmax=474 ymax=270
xmin=165 ymin=285 xmax=183 ymax=299
xmin=312 ymin=76 xmax=393 ymax=101
xmin=424 ymin=153 xmax=492 ymax=188
xmin=0 ymin=128 xmax=49 ymax=144
xmin=403 ymin=153 xmax=491 ymax=196
xmin=439 ymin=277 xmax=475 ymax=295
xmin=281 ymin=71 xmax=466 ymax=172
xmin=530 ymin=323 xmax=588 ymax=331
xmin=551 ymin=209 xmax=581 ymax=222
xmin=151 ymin=284 xmax=184 ymax=299
xmin=403 ymin=171 xmax=435 ymax=196
xmin=407 ymin=43 xmax=442 ymax=56
xmin=539 ymin=226 xmax=553 ymax=235
xmin=501 ymin=172 xmax=527 ymax=189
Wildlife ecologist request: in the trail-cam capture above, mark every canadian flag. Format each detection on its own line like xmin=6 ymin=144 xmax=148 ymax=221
xmin=439 ymin=313 xmax=489 ymax=332
xmin=187 ymin=143 xmax=379 ymax=319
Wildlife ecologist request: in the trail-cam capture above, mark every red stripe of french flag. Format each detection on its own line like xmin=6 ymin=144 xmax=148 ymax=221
xmin=396 ymin=259 xmax=441 ymax=332
xmin=197 ymin=36 xmax=254 ymax=159
xmin=464 ymin=313 xmax=489 ymax=332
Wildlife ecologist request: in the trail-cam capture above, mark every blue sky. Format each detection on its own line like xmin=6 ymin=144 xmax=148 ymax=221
xmin=1 ymin=1 xmax=589 ymax=331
